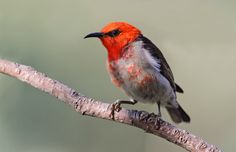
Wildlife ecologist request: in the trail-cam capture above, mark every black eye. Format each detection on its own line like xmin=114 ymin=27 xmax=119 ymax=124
xmin=107 ymin=29 xmax=121 ymax=37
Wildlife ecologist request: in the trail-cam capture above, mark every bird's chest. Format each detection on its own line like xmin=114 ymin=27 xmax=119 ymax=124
xmin=107 ymin=48 xmax=160 ymax=101
xmin=108 ymin=48 xmax=151 ymax=85
xmin=109 ymin=60 xmax=150 ymax=86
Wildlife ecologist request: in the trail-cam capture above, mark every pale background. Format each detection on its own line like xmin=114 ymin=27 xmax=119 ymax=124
xmin=0 ymin=0 xmax=235 ymax=151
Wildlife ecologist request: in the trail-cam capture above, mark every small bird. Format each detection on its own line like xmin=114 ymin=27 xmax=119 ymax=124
xmin=84 ymin=22 xmax=190 ymax=123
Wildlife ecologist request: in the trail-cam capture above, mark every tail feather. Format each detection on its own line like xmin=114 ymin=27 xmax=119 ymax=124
xmin=166 ymin=104 xmax=190 ymax=123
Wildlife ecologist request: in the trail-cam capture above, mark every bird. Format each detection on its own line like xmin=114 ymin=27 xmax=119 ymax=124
xmin=84 ymin=22 xmax=190 ymax=123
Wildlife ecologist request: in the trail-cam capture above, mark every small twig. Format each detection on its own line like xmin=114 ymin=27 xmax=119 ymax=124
xmin=0 ymin=59 xmax=223 ymax=152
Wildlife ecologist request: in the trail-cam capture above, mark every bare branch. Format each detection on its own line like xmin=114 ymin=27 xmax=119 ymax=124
xmin=0 ymin=59 xmax=223 ymax=152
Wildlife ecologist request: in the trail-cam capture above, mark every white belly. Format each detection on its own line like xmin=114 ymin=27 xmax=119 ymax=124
xmin=119 ymin=62 xmax=175 ymax=106
xmin=108 ymin=42 xmax=177 ymax=107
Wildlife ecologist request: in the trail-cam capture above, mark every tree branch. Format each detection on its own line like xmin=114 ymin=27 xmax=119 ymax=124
xmin=0 ymin=59 xmax=222 ymax=152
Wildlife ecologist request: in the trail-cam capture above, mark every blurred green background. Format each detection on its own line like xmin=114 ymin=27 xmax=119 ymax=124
xmin=0 ymin=0 xmax=235 ymax=151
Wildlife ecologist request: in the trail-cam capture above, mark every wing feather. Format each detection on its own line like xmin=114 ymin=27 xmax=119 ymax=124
xmin=137 ymin=35 xmax=184 ymax=93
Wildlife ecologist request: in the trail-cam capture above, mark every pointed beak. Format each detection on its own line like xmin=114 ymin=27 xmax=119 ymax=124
xmin=84 ymin=32 xmax=104 ymax=39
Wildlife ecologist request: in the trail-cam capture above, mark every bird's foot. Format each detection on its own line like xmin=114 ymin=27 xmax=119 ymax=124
xmin=157 ymin=111 xmax=162 ymax=118
xmin=111 ymin=99 xmax=122 ymax=112
xmin=110 ymin=100 xmax=122 ymax=120
xmin=155 ymin=105 xmax=162 ymax=126
xmin=154 ymin=114 xmax=161 ymax=127
xmin=110 ymin=99 xmax=137 ymax=120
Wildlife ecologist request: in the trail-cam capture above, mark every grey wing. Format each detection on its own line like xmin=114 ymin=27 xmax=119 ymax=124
xmin=138 ymin=35 xmax=184 ymax=93
xmin=159 ymin=59 xmax=184 ymax=93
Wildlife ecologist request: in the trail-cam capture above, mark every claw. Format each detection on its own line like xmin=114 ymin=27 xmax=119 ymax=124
xmin=154 ymin=117 xmax=161 ymax=127
xmin=113 ymin=99 xmax=123 ymax=112
xmin=110 ymin=100 xmax=120 ymax=120
xmin=110 ymin=99 xmax=137 ymax=120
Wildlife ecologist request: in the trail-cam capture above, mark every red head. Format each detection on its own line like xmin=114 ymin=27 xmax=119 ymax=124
xmin=84 ymin=22 xmax=141 ymax=61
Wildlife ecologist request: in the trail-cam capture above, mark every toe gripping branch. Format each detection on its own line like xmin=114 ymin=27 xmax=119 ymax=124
xmin=110 ymin=99 xmax=137 ymax=120
xmin=128 ymin=110 xmax=165 ymax=131
xmin=109 ymin=99 xmax=164 ymax=130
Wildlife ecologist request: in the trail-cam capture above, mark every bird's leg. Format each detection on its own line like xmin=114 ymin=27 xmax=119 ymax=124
xmin=157 ymin=102 xmax=161 ymax=117
xmin=154 ymin=102 xmax=162 ymax=126
xmin=110 ymin=99 xmax=137 ymax=120
xmin=112 ymin=99 xmax=137 ymax=112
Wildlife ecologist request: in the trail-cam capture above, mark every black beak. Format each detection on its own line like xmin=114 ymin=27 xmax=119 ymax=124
xmin=84 ymin=32 xmax=104 ymax=39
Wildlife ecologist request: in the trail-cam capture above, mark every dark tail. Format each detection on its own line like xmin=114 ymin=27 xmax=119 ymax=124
xmin=166 ymin=104 xmax=190 ymax=123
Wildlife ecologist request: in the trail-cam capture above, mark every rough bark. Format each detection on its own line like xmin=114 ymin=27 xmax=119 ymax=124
xmin=0 ymin=59 xmax=223 ymax=152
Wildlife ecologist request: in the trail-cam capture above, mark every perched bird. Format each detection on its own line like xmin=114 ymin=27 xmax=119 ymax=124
xmin=84 ymin=22 xmax=190 ymax=123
